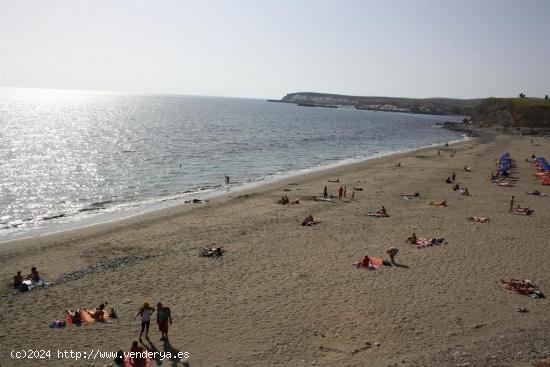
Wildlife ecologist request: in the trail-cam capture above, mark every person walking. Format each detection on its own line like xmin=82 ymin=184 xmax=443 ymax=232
xmin=156 ymin=302 xmax=173 ymax=342
xmin=135 ymin=302 xmax=155 ymax=341
xmin=338 ymin=186 xmax=343 ymax=200
xmin=323 ymin=186 xmax=328 ymax=199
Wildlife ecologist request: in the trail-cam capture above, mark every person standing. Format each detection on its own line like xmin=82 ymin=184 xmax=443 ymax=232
xmin=135 ymin=302 xmax=155 ymax=341
xmin=323 ymin=186 xmax=328 ymax=199
xmin=225 ymin=175 xmax=230 ymax=184
xmin=451 ymin=172 xmax=456 ymax=182
xmin=156 ymin=302 xmax=173 ymax=342
xmin=344 ymin=186 xmax=347 ymax=198
xmin=509 ymin=195 xmax=515 ymax=211
xmin=386 ymin=247 xmax=399 ymax=264
xmin=338 ymin=186 xmax=343 ymax=200
xmin=351 ymin=191 xmax=355 ymax=201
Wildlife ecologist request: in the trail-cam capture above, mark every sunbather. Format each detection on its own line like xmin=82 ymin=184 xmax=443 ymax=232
xmin=468 ymin=216 xmax=489 ymax=223
xmin=354 ymin=255 xmax=371 ymax=268
xmin=302 ymin=214 xmax=316 ymax=226
xmin=90 ymin=304 xmax=106 ymax=321
xmin=452 ymin=183 xmax=460 ymax=191
xmin=461 ymin=188 xmax=470 ymax=196
xmin=445 ymin=177 xmax=452 ymax=184
xmin=406 ymin=233 xmax=417 ymax=245
xmin=463 ymin=165 xmax=471 ymax=172
xmin=13 ymin=271 xmax=23 ymax=289
xmin=367 ymin=207 xmax=389 ymax=217
xmin=67 ymin=308 xmax=82 ymax=324
xmin=527 ymin=190 xmax=545 ymax=196
xmin=429 ymin=200 xmax=447 ymax=207
xmin=278 ymin=195 xmax=289 ymax=204
xmin=500 ymin=279 xmax=536 ymax=295
xmin=513 ymin=206 xmax=534 ymax=215
xmin=200 ymin=246 xmax=224 ymax=257
xmin=402 ymin=192 xmax=420 ymax=197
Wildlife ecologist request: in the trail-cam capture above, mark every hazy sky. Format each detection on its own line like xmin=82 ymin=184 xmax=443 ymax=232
xmin=1 ymin=0 xmax=549 ymax=99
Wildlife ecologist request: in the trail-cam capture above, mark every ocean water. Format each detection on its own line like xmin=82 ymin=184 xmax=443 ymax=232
xmin=0 ymin=88 xmax=466 ymax=241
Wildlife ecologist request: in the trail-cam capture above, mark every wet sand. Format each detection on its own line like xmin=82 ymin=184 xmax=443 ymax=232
xmin=1 ymin=131 xmax=549 ymax=367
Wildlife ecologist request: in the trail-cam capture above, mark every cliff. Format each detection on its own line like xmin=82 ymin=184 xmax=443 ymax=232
xmin=471 ymin=98 xmax=550 ymax=129
xmin=273 ymin=92 xmax=481 ymax=116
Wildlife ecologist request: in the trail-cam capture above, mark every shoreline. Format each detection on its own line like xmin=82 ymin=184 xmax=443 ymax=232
xmin=2 ymin=130 xmax=550 ymax=367
xmin=0 ymin=132 xmax=471 ymax=246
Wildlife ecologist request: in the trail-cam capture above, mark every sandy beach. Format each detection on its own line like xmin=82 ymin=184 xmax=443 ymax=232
xmin=1 ymin=131 xmax=549 ymax=367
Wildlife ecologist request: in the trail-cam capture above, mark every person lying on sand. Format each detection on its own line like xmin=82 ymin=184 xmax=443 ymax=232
xmin=429 ymin=200 xmax=447 ymax=207
xmin=402 ymin=192 xmax=420 ymax=197
xmin=328 ymin=179 xmax=340 ymax=183
xmin=353 ymin=187 xmax=363 ymax=191
xmin=278 ymin=195 xmax=299 ymax=204
xmin=367 ymin=206 xmax=389 ymax=217
xmin=513 ymin=207 xmax=534 ymax=216
xmin=452 ymin=183 xmax=460 ymax=191
xmin=302 ymin=214 xmax=316 ymax=226
xmin=200 ymin=246 xmax=224 ymax=257
xmin=407 ymin=234 xmax=444 ymax=247
xmin=500 ymin=279 xmax=537 ymax=295
xmin=468 ymin=216 xmax=489 ymax=223
xmin=414 ymin=237 xmax=445 ymax=248
xmin=527 ymin=190 xmax=545 ymax=196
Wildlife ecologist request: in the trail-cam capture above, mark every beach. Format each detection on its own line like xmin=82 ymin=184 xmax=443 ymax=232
xmin=1 ymin=131 xmax=549 ymax=367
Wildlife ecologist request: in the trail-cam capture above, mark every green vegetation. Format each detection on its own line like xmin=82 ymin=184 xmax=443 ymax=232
xmin=505 ymin=97 xmax=550 ymax=107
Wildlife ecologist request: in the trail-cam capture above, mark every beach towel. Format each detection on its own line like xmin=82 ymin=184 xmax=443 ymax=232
xmin=124 ymin=356 xmax=152 ymax=367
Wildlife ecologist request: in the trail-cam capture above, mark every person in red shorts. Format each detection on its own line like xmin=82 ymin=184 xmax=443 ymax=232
xmin=156 ymin=302 xmax=173 ymax=342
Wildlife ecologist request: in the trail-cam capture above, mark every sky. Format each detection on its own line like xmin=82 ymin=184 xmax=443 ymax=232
xmin=1 ymin=0 xmax=549 ymax=99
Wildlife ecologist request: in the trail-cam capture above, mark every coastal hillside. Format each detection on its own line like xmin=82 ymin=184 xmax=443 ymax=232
xmin=471 ymin=97 xmax=550 ymax=129
xmin=272 ymin=92 xmax=481 ymax=116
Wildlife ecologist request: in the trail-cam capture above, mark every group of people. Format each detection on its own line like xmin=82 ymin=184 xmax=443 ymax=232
xmin=13 ymin=267 xmax=43 ymax=291
xmin=135 ymin=302 xmax=173 ymax=342
xmin=322 ymin=185 xmax=355 ymax=201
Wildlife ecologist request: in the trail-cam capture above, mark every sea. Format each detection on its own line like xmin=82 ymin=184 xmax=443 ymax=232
xmin=0 ymin=88 xmax=468 ymax=242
